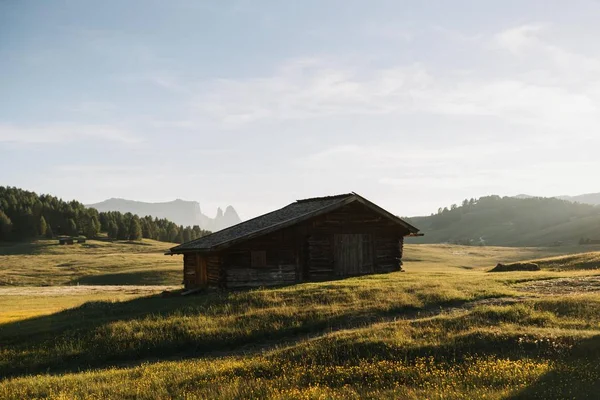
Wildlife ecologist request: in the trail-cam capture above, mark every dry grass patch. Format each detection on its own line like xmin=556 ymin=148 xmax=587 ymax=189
xmin=0 ymin=239 xmax=181 ymax=286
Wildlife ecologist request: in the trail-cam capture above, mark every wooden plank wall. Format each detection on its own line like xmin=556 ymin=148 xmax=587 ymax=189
xmin=216 ymin=200 xmax=409 ymax=288
xmin=183 ymin=253 xmax=198 ymax=289
xmin=306 ymin=202 xmax=406 ymax=279
xmin=333 ymin=234 xmax=369 ymax=276
xmin=226 ymin=265 xmax=296 ymax=288
xmin=307 ymin=235 xmax=333 ymax=280
xmin=206 ymin=255 xmax=222 ymax=286
xmin=221 ymin=230 xmax=298 ymax=288
xmin=374 ymin=236 xmax=402 ymax=273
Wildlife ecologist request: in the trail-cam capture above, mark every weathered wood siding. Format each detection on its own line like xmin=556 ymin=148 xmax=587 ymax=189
xmin=333 ymin=233 xmax=374 ymax=276
xmin=306 ymin=235 xmax=333 ymax=280
xmin=221 ymin=230 xmax=299 ymax=288
xmin=183 ymin=253 xmax=208 ymax=289
xmin=215 ymin=201 xmax=409 ymax=287
xmin=183 ymin=253 xmax=197 ymax=288
xmin=305 ymin=201 xmax=407 ymax=280
xmin=374 ymin=236 xmax=403 ymax=273
xmin=206 ymin=255 xmax=222 ymax=286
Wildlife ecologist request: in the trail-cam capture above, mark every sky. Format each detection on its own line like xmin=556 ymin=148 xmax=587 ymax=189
xmin=1 ymin=1 xmax=599 ymax=220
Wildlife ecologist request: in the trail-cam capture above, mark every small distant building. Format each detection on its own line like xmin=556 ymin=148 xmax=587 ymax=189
xmin=58 ymin=237 xmax=74 ymax=245
xmin=167 ymin=193 xmax=422 ymax=289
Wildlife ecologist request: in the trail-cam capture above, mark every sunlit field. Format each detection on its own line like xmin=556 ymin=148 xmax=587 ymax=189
xmin=1 ymin=241 xmax=600 ymax=399
xmin=0 ymin=238 xmax=181 ymax=286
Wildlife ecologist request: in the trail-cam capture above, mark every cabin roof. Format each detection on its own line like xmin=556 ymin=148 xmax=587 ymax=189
xmin=168 ymin=192 xmax=420 ymax=254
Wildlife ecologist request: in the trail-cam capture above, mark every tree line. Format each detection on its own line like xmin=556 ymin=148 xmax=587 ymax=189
xmin=416 ymin=195 xmax=600 ymax=231
xmin=405 ymin=194 xmax=600 ymax=246
xmin=0 ymin=186 xmax=211 ymax=243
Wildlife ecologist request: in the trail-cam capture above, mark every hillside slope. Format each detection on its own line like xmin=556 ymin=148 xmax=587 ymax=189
xmin=88 ymin=198 xmax=241 ymax=232
xmin=407 ymin=196 xmax=600 ymax=246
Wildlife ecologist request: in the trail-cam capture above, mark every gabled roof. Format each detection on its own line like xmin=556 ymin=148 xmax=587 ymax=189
xmin=168 ymin=192 xmax=420 ymax=254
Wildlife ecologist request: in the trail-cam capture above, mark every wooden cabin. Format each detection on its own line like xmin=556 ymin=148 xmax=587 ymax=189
xmin=167 ymin=193 xmax=421 ymax=289
xmin=58 ymin=237 xmax=74 ymax=245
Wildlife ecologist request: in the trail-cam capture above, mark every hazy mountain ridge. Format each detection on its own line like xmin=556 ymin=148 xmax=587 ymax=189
xmin=514 ymin=192 xmax=600 ymax=206
xmin=407 ymin=195 xmax=600 ymax=247
xmin=557 ymin=193 xmax=600 ymax=206
xmin=87 ymin=198 xmax=241 ymax=232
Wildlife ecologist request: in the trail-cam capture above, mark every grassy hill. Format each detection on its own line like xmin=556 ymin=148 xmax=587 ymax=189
xmin=407 ymin=195 xmax=600 ymax=247
xmin=1 ymin=244 xmax=600 ymax=398
xmin=0 ymin=238 xmax=181 ymax=286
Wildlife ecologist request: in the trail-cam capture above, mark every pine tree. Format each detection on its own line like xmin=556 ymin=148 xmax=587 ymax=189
xmin=45 ymin=224 xmax=54 ymax=239
xmin=107 ymin=222 xmax=119 ymax=239
xmin=140 ymin=219 xmax=150 ymax=238
xmin=82 ymin=215 xmax=99 ymax=238
xmin=67 ymin=219 xmax=78 ymax=236
xmin=21 ymin=207 xmax=36 ymax=239
xmin=167 ymin=224 xmax=178 ymax=243
xmin=0 ymin=210 xmax=13 ymax=240
xmin=39 ymin=216 xmax=47 ymax=237
xmin=183 ymin=227 xmax=192 ymax=243
xmin=117 ymin=219 xmax=129 ymax=240
xmin=159 ymin=228 xmax=168 ymax=242
xmin=175 ymin=225 xmax=184 ymax=243
xmin=128 ymin=218 xmax=142 ymax=241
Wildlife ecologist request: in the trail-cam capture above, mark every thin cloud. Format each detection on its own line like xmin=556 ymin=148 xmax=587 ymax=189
xmin=494 ymin=24 xmax=546 ymax=55
xmin=0 ymin=123 xmax=141 ymax=144
xmin=185 ymin=25 xmax=600 ymax=141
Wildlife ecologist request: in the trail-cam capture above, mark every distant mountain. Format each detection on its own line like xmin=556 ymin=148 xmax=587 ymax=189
xmin=87 ymin=198 xmax=241 ymax=232
xmin=407 ymin=195 xmax=600 ymax=247
xmin=557 ymin=193 xmax=600 ymax=206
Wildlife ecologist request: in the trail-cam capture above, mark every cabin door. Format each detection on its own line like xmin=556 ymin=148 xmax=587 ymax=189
xmin=333 ymin=234 xmax=373 ymax=276
xmin=196 ymin=255 xmax=208 ymax=287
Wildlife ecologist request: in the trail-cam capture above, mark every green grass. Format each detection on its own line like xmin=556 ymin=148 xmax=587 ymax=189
xmin=1 ymin=243 xmax=600 ymax=398
xmin=0 ymin=239 xmax=181 ymax=286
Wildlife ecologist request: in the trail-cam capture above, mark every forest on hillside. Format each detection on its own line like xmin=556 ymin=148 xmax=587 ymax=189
xmin=0 ymin=187 xmax=211 ymax=243
xmin=406 ymin=195 xmax=600 ymax=246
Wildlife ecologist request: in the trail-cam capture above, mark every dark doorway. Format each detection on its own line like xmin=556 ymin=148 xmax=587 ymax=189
xmin=333 ymin=234 xmax=373 ymax=276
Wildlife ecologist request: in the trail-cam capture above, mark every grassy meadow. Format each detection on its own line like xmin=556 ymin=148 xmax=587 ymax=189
xmin=0 ymin=238 xmax=181 ymax=286
xmin=1 ymin=240 xmax=600 ymax=398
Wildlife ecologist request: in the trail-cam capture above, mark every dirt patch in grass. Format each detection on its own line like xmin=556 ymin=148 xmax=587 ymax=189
xmin=515 ymin=276 xmax=600 ymax=294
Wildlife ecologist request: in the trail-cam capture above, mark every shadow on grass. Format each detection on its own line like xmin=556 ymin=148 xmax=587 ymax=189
xmin=508 ymin=335 xmax=600 ymax=400
xmin=0 ymin=241 xmax=57 ymax=255
xmin=0 ymin=285 xmax=469 ymax=379
xmin=71 ymin=270 xmax=181 ymax=285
